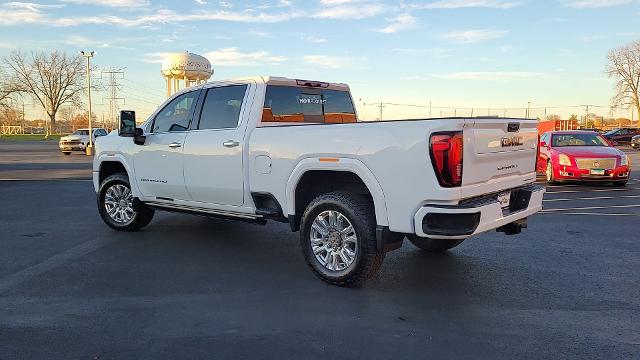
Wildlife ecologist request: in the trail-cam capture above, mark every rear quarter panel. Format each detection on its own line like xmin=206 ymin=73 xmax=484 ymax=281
xmin=248 ymin=119 xmax=466 ymax=233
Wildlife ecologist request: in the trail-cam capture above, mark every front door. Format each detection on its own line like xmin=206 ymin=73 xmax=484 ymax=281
xmin=133 ymin=90 xmax=200 ymax=201
xmin=183 ymin=84 xmax=250 ymax=206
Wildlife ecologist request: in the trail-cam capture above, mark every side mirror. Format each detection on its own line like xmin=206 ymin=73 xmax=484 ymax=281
xmin=119 ymin=110 xmax=146 ymax=145
xmin=119 ymin=110 xmax=137 ymax=137
xmin=539 ymin=141 xmax=546 ymax=147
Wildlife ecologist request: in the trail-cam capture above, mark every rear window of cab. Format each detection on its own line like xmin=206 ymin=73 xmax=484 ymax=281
xmin=262 ymin=86 xmax=356 ymax=124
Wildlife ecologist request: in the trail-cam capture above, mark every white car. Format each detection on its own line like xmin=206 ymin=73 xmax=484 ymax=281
xmin=93 ymin=76 xmax=544 ymax=286
xmin=59 ymin=128 xmax=108 ymax=154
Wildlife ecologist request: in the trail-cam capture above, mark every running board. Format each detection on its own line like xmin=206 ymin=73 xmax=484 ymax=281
xmin=145 ymin=201 xmax=267 ymax=225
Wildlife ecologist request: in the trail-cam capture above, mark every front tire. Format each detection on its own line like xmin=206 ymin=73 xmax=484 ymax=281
xmin=300 ymin=192 xmax=384 ymax=287
xmin=407 ymin=235 xmax=464 ymax=252
xmin=62 ymin=152 xmax=71 ymax=155
xmin=546 ymin=160 xmax=556 ymax=184
xmin=97 ymin=173 xmax=154 ymax=231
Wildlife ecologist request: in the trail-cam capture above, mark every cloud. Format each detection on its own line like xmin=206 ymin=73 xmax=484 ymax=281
xmin=50 ymin=9 xmax=303 ymax=27
xmin=442 ymin=29 xmax=508 ymax=43
xmin=560 ymin=0 xmax=632 ymax=8
xmin=0 ymin=2 xmax=61 ymax=24
xmin=248 ymin=29 xmax=273 ymax=38
xmin=60 ymin=0 xmax=150 ymax=7
xmin=143 ymin=52 xmax=172 ymax=64
xmin=301 ymin=34 xmax=328 ymax=43
xmin=205 ymin=47 xmax=286 ymax=66
xmin=303 ymin=55 xmax=356 ymax=69
xmin=314 ymin=2 xmax=385 ymax=19
xmin=411 ymin=0 xmax=521 ymax=9
xmin=378 ymin=13 xmax=417 ymax=33
xmin=428 ymin=71 xmax=547 ymax=81
xmin=391 ymin=47 xmax=453 ymax=58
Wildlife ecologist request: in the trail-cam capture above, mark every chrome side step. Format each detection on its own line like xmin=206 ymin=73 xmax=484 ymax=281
xmin=144 ymin=201 xmax=262 ymax=220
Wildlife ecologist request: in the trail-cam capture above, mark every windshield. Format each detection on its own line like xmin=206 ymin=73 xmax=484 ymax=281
xmin=551 ymin=133 xmax=609 ymax=147
xmin=72 ymin=130 xmax=89 ymax=136
xmin=603 ymin=129 xmax=619 ymax=136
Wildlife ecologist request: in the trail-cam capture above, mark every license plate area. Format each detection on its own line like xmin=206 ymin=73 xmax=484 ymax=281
xmin=498 ymin=191 xmax=511 ymax=209
xmin=590 ymin=169 xmax=605 ymax=175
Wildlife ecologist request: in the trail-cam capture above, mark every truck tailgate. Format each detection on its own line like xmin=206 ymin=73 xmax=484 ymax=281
xmin=461 ymin=118 xmax=538 ymax=198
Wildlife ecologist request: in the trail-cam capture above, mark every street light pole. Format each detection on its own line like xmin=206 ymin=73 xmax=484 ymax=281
xmin=80 ymin=51 xmax=95 ymax=156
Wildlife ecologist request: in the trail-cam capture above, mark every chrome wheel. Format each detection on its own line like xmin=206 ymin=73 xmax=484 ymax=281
xmin=310 ymin=210 xmax=358 ymax=272
xmin=104 ymin=184 xmax=135 ymax=224
xmin=546 ymin=162 xmax=553 ymax=182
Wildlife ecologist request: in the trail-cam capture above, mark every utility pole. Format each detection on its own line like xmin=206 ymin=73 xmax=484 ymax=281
xmin=428 ymin=101 xmax=432 ymax=118
xmin=526 ymin=102 xmax=531 ymax=118
xmin=378 ymin=102 xmax=385 ymax=121
xmin=581 ymin=104 xmax=593 ymax=128
xmin=102 ymin=67 xmax=126 ymax=131
xmin=80 ymin=51 xmax=95 ymax=156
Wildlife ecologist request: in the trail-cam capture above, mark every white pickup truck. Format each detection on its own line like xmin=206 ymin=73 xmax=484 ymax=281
xmin=93 ymin=76 xmax=544 ymax=286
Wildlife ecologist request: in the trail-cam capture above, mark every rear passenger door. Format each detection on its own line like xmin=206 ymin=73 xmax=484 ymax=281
xmin=182 ymin=84 xmax=251 ymax=207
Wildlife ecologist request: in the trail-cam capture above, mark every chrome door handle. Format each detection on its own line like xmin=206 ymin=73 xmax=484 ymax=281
xmin=223 ymin=140 xmax=239 ymax=148
xmin=168 ymin=142 xmax=182 ymax=149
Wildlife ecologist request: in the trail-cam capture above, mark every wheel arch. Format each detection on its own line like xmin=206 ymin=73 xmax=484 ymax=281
xmin=96 ymin=154 xmax=141 ymax=198
xmin=285 ymin=158 xmax=389 ymax=231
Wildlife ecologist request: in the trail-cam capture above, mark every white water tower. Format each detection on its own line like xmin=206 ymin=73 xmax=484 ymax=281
xmin=161 ymin=52 xmax=213 ymax=98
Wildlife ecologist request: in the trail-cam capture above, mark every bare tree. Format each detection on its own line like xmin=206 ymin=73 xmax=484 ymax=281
xmin=607 ymin=40 xmax=640 ymax=125
xmin=3 ymin=50 xmax=85 ymax=136
xmin=0 ymin=69 xmax=19 ymax=109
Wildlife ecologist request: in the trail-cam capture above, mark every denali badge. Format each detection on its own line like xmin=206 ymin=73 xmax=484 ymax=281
xmin=501 ymin=136 xmax=524 ymax=147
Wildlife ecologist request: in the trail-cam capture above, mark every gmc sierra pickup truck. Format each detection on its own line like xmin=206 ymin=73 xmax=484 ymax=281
xmin=93 ymin=76 xmax=544 ymax=286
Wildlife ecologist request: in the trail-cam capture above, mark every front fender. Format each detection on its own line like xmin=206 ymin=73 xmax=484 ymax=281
xmin=94 ymin=153 xmax=141 ymax=198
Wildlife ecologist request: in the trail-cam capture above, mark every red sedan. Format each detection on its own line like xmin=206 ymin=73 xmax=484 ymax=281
xmin=537 ymin=131 xmax=630 ymax=185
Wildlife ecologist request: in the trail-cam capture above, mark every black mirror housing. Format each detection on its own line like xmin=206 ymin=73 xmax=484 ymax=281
xmin=119 ymin=110 xmax=137 ymax=137
xmin=119 ymin=110 xmax=146 ymax=145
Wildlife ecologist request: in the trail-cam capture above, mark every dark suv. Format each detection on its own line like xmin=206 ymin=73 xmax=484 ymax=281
xmin=602 ymin=128 xmax=640 ymax=145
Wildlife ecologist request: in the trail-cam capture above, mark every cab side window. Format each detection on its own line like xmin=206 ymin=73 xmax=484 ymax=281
xmin=198 ymin=85 xmax=248 ymax=130
xmin=152 ymin=91 xmax=199 ymax=133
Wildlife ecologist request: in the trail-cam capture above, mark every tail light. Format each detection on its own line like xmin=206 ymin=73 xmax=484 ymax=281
xmin=430 ymin=131 xmax=463 ymax=187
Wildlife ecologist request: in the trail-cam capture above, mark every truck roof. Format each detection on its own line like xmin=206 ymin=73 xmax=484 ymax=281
xmin=204 ymin=76 xmax=350 ymax=92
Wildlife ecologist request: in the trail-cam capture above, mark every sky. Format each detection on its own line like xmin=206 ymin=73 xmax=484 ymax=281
xmin=1 ymin=0 xmax=639 ymax=122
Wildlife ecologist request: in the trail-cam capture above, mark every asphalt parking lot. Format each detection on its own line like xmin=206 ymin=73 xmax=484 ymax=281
xmin=1 ymin=141 xmax=639 ymax=359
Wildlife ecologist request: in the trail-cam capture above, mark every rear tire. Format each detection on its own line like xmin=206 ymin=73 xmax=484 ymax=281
xmin=97 ymin=173 xmax=154 ymax=231
xmin=300 ymin=191 xmax=384 ymax=287
xmin=407 ymin=235 xmax=464 ymax=253
xmin=62 ymin=152 xmax=71 ymax=155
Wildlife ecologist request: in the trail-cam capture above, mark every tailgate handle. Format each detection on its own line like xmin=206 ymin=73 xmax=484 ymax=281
xmin=507 ymin=123 xmax=520 ymax=132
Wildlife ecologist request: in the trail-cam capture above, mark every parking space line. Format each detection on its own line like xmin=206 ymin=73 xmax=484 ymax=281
xmin=541 ymin=204 xmax=640 ymax=212
xmin=544 ymin=194 xmax=640 ymax=202
xmin=545 ymin=187 xmax=640 ymax=194
xmin=0 ymin=237 xmax=112 ymax=295
xmin=539 ymin=212 xmax=639 ymax=216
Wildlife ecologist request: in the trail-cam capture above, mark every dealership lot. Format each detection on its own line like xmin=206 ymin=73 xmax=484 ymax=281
xmin=1 ymin=141 xmax=639 ymax=359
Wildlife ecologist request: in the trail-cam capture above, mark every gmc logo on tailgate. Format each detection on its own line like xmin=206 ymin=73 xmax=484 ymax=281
xmin=501 ymin=136 xmax=524 ymax=147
